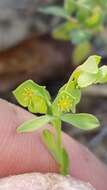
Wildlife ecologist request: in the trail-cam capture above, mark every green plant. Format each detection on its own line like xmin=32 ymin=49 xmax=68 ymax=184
xmin=13 ymin=55 xmax=107 ymax=175
xmin=38 ymin=0 xmax=107 ymax=64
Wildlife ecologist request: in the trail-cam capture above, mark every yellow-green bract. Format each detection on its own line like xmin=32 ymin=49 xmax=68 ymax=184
xmin=13 ymin=80 xmax=51 ymax=114
xmin=13 ymin=55 xmax=107 ymax=175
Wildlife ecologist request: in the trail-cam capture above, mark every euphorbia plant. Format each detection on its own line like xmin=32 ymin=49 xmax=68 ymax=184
xmin=39 ymin=0 xmax=107 ymax=64
xmin=13 ymin=55 xmax=107 ymax=175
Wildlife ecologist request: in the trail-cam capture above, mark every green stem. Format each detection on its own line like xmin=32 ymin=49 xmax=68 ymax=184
xmin=52 ymin=118 xmax=65 ymax=174
xmin=53 ymin=118 xmax=62 ymax=148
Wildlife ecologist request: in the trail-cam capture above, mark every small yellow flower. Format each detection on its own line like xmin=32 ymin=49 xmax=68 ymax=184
xmin=57 ymin=94 xmax=73 ymax=112
xmin=23 ymin=87 xmax=34 ymax=103
xmin=22 ymin=87 xmax=47 ymax=113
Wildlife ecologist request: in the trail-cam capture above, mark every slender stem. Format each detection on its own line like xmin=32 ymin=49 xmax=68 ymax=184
xmin=52 ymin=118 xmax=65 ymax=174
xmin=53 ymin=118 xmax=62 ymax=149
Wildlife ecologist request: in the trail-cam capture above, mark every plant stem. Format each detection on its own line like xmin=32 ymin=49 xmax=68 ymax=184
xmin=52 ymin=118 xmax=62 ymax=147
xmin=52 ymin=118 xmax=66 ymax=174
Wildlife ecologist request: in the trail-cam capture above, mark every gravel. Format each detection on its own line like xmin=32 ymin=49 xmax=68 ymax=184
xmin=0 ymin=173 xmax=95 ymax=190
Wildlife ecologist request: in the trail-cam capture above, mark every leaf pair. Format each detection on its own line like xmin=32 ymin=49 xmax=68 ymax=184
xmin=17 ymin=113 xmax=99 ymax=133
xmin=16 ymin=112 xmax=99 ymax=175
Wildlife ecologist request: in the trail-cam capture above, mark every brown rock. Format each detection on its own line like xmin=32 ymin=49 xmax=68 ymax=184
xmin=0 ymin=173 xmax=95 ymax=190
xmin=0 ymin=35 xmax=71 ymax=92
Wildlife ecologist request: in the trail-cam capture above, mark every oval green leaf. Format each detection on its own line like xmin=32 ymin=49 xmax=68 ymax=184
xmin=52 ymin=21 xmax=77 ymax=41
xmin=77 ymin=72 xmax=97 ymax=88
xmin=97 ymin=66 xmax=107 ymax=83
xmin=64 ymin=0 xmax=76 ymax=14
xmin=79 ymin=55 xmax=101 ymax=74
xmin=17 ymin=115 xmax=53 ymax=133
xmin=38 ymin=6 xmax=69 ymax=19
xmin=73 ymin=41 xmax=92 ymax=65
xmin=61 ymin=113 xmax=100 ymax=130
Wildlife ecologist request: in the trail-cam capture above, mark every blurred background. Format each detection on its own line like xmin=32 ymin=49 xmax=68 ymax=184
xmin=0 ymin=0 xmax=107 ymax=165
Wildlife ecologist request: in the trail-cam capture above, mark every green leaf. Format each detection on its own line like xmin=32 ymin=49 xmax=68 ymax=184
xmin=79 ymin=55 xmax=101 ymax=74
xmin=59 ymin=80 xmax=75 ymax=93
xmin=71 ymin=29 xmax=91 ymax=44
xmin=17 ymin=115 xmax=52 ymax=133
xmin=38 ymin=6 xmax=69 ymax=19
xmin=61 ymin=113 xmax=100 ymax=130
xmin=77 ymin=72 xmax=97 ymax=88
xmin=85 ymin=7 xmax=102 ymax=28
xmin=66 ymin=82 xmax=81 ymax=112
xmin=64 ymin=0 xmax=76 ymax=14
xmin=98 ymin=0 xmax=107 ymax=8
xmin=76 ymin=6 xmax=91 ymax=22
xmin=13 ymin=80 xmax=51 ymax=114
xmin=73 ymin=41 xmax=92 ymax=65
xmin=52 ymin=21 xmax=77 ymax=41
xmin=68 ymin=87 xmax=81 ymax=104
xmin=42 ymin=129 xmax=62 ymax=164
xmin=77 ymin=0 xmax=94 ymax=9
xmin=60 ymin=148 xmax=69 ymax=175
xmin=27 ymin=96 xmax=47 ymax=114
xmin=97 ymin=66 xmax=107 ymax=83
xmin=72 ymin=55 xmax=102 ymax=87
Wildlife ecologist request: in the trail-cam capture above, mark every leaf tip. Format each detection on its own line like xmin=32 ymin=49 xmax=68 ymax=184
xmin=16 ymin=127 xmax=22 ymax=133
